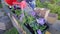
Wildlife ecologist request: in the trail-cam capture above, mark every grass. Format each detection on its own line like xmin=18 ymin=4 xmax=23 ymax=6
xmin=4 ymin=27 xmax=19 ymax=34
xmin=0 ymin=0 xmax=2 ymax=8
xmin=36 ymin=0 xmax=60 ymax=20
xmin=0 ymin=4 xmax=2 ymax=8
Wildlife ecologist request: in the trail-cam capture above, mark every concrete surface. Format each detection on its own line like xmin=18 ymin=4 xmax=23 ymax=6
xmin=48 ymin=20 xmax=60 ymax=34
xmin=0 ymin=9 xmax=13 ymax=34
xmin=0 ymin=23 xmax=6 ymax=30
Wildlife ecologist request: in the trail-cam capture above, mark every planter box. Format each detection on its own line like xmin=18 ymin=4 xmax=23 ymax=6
xmin=9 ymin=7 xmax=50 ymax=34
xmin=34 ymin=8 xmax=50 ymax=20
xmin=5 ymin=12 xmax=32 ymax=34
xmin=46 ymin=13 xmax=58 ymax=24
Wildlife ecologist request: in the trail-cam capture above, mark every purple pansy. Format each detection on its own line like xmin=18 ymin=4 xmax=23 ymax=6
xmin=14 ymin=6 xmax=16 ymax=10
xmin=19 ymin=13 xmax=24 ymax=22
xmin=37 ymin=29 xmax=42 ymax=34
xmin=36 ymin=18 xmax=45 ymax=25
xmin=29 ymin=11 xmax=36 ymax=16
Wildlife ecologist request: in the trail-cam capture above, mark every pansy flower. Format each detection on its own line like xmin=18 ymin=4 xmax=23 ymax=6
xmin=36 ymin=18 xmax=45 ymax=25
xmin=29 ymin=11 xmax=36 ymax=17
xmin=37 ymin=29 xmax=42 ymax=34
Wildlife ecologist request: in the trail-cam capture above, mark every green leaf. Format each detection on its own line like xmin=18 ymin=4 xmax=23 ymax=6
xmin=4 ymin=27 xmax=19 ymax=34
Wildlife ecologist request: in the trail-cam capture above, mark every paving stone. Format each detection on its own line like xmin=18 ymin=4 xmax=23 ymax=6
xmin=0 ymin=16 xmax=13 ymax=30
xmin=0 ymin=23 xmax=6 ymax=30
xmin=52 ymin=20 xmax=60 ymax=31
xmin=48 ymin=20 xmax=60 ymax=34
xmin=0 ymin=11 xmax=5 ymax=17
xmin=0 ymin=29 xmax=5 ymax=34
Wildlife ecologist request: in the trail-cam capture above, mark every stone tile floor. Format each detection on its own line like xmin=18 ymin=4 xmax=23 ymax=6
xmin=0 ymin=9 xmax=13 ymax=34
xmin=48 ymin=20 xmax=60 ymax=34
